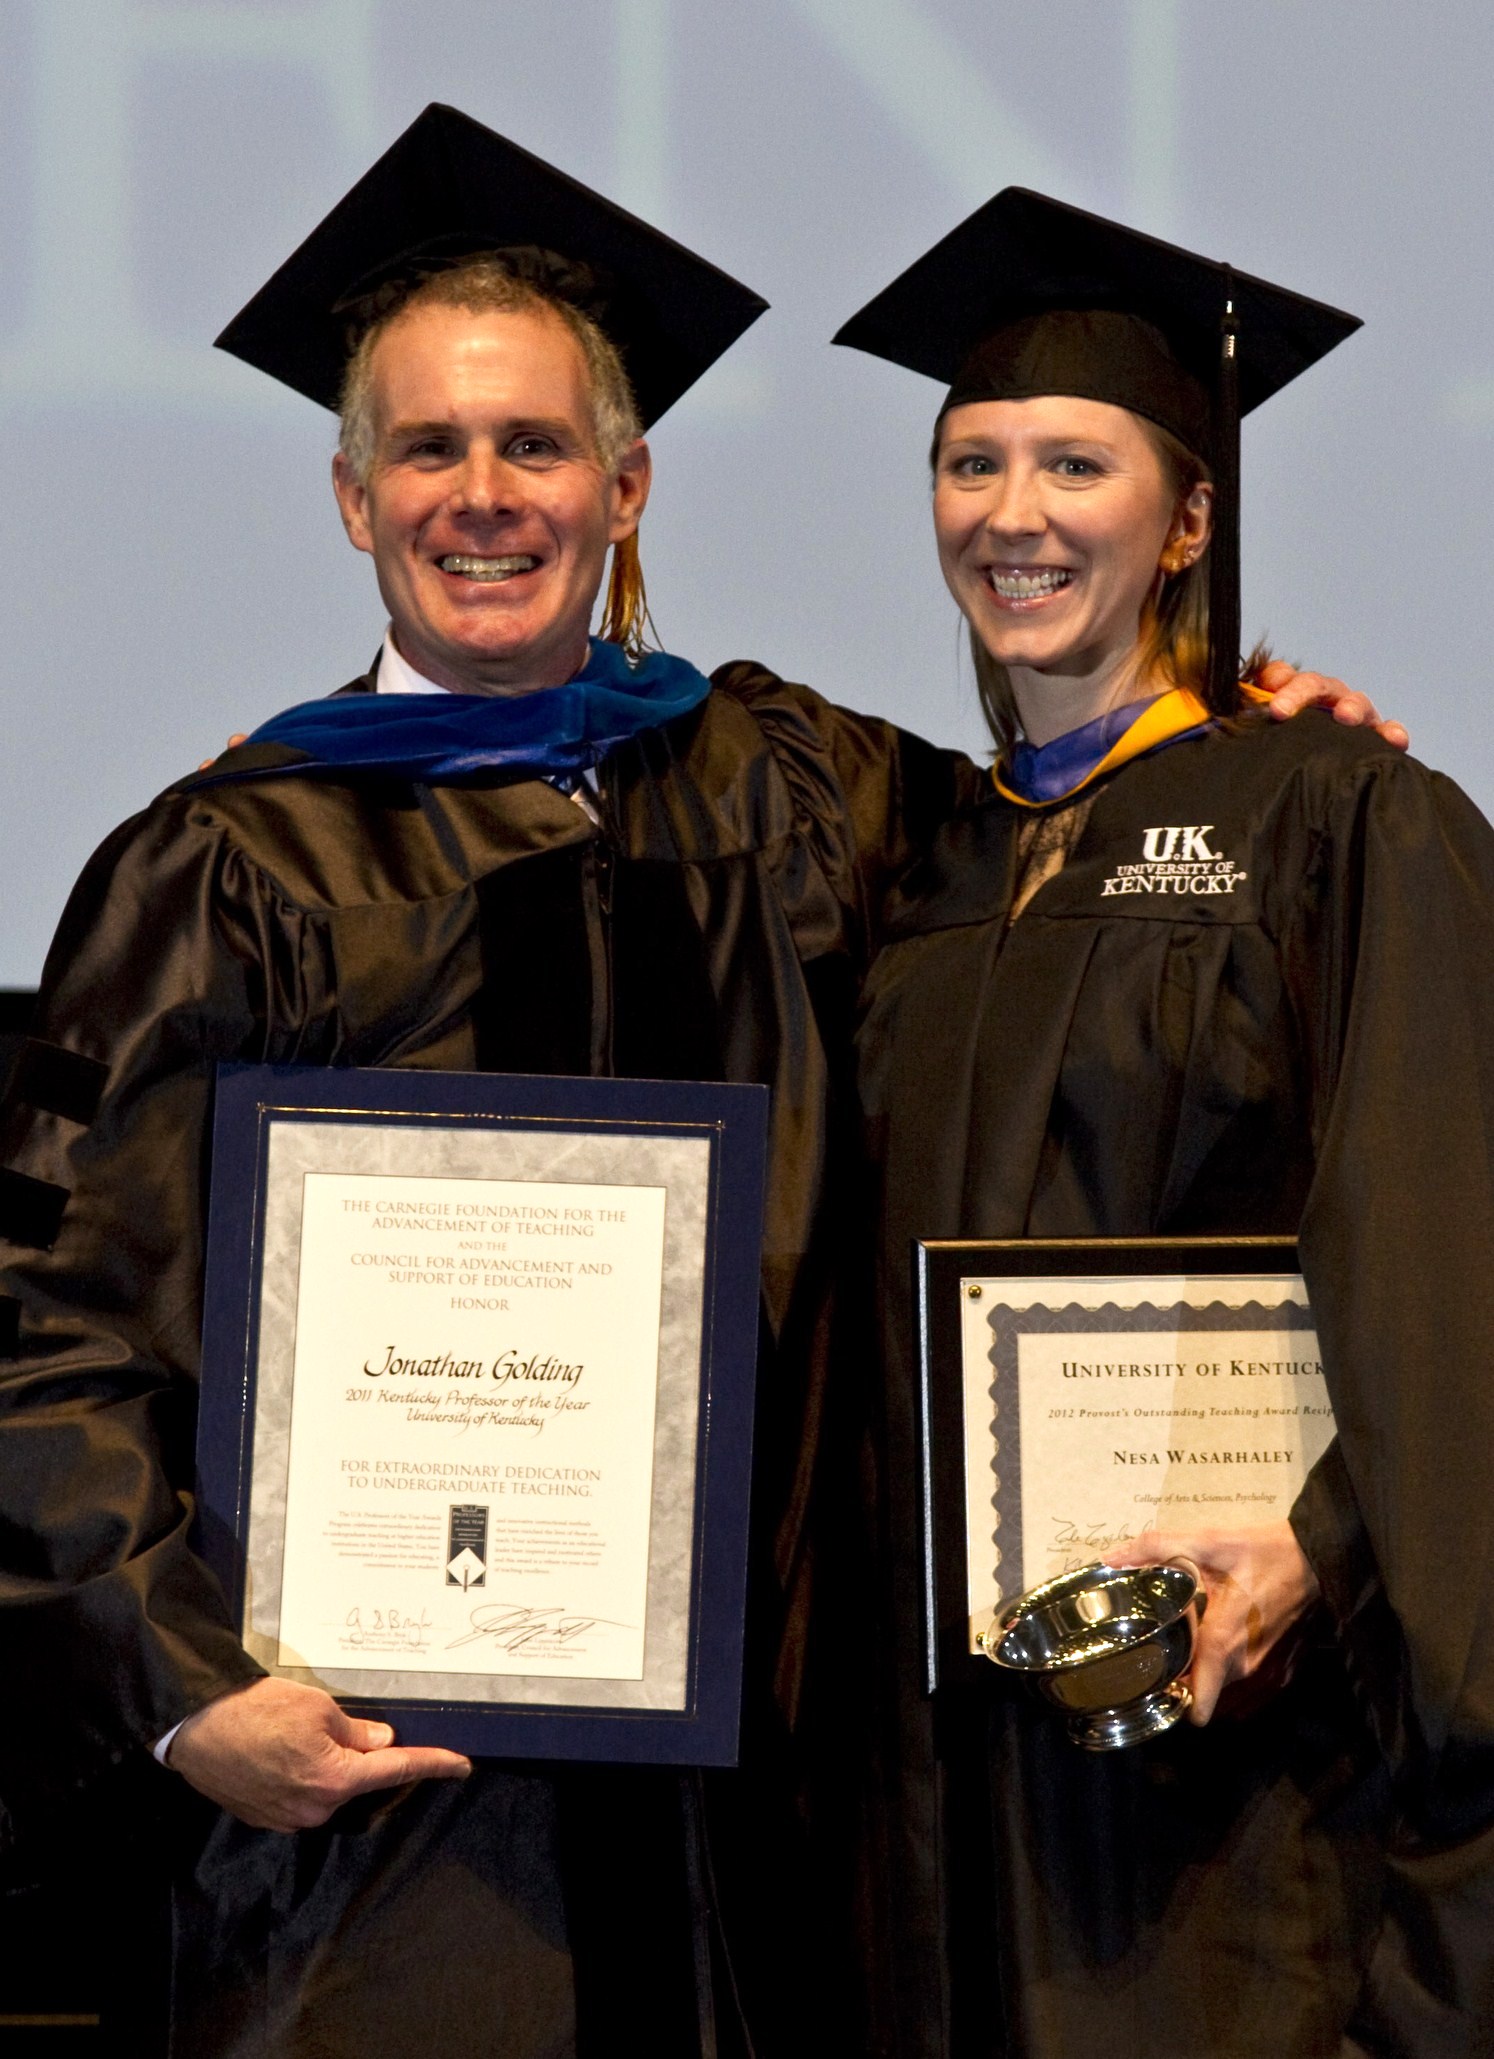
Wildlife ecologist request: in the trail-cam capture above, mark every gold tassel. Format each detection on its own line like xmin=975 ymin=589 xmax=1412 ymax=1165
xmin=598 ymin=532 xmax=651 ymax=660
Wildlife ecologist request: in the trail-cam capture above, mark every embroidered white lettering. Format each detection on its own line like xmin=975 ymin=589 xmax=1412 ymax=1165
xmin=1095 ymin=827 xmax=1248 ymax=904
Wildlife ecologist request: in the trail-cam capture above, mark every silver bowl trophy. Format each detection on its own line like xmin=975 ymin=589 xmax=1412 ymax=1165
xmin=978 ymin=1561 xmax=1206 ymax=1751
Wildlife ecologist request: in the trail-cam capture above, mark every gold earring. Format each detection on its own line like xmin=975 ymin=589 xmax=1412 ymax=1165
xmin=1161 ymin=540 xmax=1192 ymax=575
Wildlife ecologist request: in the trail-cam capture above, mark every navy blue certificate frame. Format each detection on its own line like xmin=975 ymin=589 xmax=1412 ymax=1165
xmin=198 ymin=1065 xmax=767 ymax=1766
xmin=915 ymin=1236 xmax=1303 ymax=1693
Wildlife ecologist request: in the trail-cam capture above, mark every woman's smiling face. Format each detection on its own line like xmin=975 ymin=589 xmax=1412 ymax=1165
xmin=933 ymin=394 xmax=1197 ymax=686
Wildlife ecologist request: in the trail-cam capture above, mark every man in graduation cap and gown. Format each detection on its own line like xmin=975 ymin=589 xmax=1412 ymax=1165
xmin=0 ymin=102 xmax=961 ymax=2058
xmin=0 ymin=108 xmax=1394 ymax=2058
xmin=838 ymin=191 xmax=1494 ymax=2056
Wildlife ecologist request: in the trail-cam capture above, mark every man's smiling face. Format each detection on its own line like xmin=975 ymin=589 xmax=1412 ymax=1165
xmin=332 ymin=300 xmax=650 ymax=694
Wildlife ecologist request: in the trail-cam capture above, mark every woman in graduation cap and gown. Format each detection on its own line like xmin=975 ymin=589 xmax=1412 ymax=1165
xmin=840 ymin=195 xmax=1494 ymax=2056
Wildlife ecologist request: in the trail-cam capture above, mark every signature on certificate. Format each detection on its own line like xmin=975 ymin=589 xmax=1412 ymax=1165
xmin=342 ymin=1606 xmax=434 ymax=1651
xmin=445 ymin=1604 xmax=631 ymax=1656
xmin=1048 ymin=1517 xmax=1131 ymax=1568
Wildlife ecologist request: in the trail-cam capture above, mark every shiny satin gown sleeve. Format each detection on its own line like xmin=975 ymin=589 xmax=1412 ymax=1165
xmin=0 ymin=795 xmax=309 ymax=1792
xmin=711 ymin=663 xmax=980 ymax=958
xmin=1283 ymin=751 xmax=1494 ymax=2030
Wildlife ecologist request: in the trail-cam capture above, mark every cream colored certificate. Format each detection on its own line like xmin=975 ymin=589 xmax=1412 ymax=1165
xmin=959 ymin=1273 xmax=1337 ymax=1650
xmin=241 ymin=1119 xmax=711 ymax=1712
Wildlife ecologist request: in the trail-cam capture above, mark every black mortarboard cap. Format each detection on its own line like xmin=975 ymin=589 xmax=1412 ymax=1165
xmin=215 ymin=103 xmax=768 ymax=430
xmin=832 ymin=189 xmax=1361 ymax=708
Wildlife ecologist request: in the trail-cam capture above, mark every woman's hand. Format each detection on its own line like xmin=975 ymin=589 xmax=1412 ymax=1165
xmin=198 ymin=732 xmax=249 ymax=771
xmin=1104 ymin=1521 xmax=1320 ymax=1723
xmin=1260 ymin=659 xmax=1410 ymax=752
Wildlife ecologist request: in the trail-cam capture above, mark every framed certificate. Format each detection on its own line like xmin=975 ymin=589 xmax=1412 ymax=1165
xmin=197 ymin=1065 xmax=767 ymax=1765
xmin=915 ymin=1237 xmax=1337 ymax=1690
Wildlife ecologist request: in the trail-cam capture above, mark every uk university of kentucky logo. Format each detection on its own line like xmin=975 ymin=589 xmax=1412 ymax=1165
xmin=1100 ymin=825 xmax=1247 ymax=898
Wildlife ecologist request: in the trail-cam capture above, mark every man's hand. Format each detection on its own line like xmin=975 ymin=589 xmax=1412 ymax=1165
xmin=1261 ymin=659 xmax=1410 ymax=753
xmin=167 ymin=1675 xmax=472 ymax=1831
xmin=1104 ymin=1522 xmax=1320 ymax=1724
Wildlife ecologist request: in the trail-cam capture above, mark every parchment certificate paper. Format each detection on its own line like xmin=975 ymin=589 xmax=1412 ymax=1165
xmin=243 ymin=1120 xmax=710 ymax=1711
xmin=958 ymin=1273 xmax=1337 ymax=1649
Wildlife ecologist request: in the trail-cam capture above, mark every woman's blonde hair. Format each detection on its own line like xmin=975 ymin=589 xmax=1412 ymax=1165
xmin=933 ymin=414 xmax=1219 ymax=761
xmin=338 ymin=256 xmax=653 ymax=657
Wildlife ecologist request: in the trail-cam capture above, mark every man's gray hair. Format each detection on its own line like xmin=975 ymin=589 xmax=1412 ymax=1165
xmin=337 ymin=257 xmax=643 ymax=484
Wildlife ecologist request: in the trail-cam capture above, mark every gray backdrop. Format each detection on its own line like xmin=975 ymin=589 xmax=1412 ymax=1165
xmin=3 ymin=0 xmax=1489 ymax=982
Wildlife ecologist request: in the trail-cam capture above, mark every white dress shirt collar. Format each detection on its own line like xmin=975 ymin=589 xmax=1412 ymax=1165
xmin=375 ymin=630 xmax=450 ymax=696
xmin=370 ymin=629 xmax=601 ymax=814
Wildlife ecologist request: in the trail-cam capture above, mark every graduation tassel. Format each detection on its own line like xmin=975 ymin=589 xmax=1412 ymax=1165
xmin=1208 ymin=267 xmax=1243 ymax=715
xmin=599 ymin=532 xmax=652 ymax=660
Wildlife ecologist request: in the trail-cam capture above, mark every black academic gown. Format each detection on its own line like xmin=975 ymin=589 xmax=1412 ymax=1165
xmin=855 ymin=711 xmax=1494 ymax=2059
xmin=0 ymin=659 xmax=977 ymax=2059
